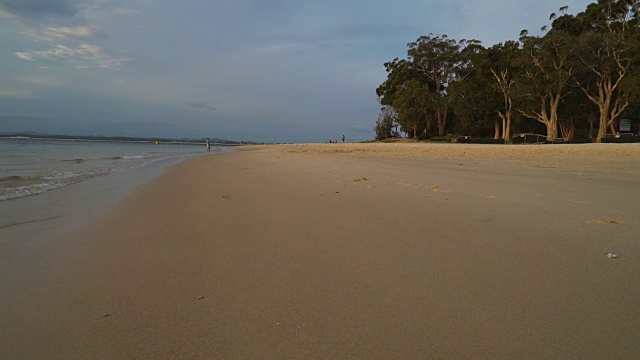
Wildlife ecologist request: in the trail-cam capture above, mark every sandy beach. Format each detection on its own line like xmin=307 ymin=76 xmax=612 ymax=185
xmin=2 ymin=143 xmax=640 ymax=359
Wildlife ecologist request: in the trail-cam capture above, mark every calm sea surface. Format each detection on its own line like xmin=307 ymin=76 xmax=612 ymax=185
xmin=0 ymin=138 xmax=219 ymax=201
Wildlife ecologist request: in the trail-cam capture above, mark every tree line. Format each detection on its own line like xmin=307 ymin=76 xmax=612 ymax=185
xmin=375 ymin=0 xmax=640 ymax=143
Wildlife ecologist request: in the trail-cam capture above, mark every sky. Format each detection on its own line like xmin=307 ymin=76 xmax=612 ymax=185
xmin=1 ymin=0 xmax=594 ymax=143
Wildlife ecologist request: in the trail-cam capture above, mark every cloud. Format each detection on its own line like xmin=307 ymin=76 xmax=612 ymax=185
xmin=19 ymin=74 xmax=65 ymax=86
xmin=15 ymin=52 xmax=33 ymax=61
xmin=184 ymin=101 xmax=218 ymax=112
xmin=15 ymin=43 xmax=130 ymax=69
xmin=44 ymin=25 xmax=97 ymax=39
xmin=0 ymin=0 xmax=85 ymax=19
xmin=116 ymin=8 xmax=139 ymax=16
xmin=0 ymin=88 xmax=31 ymax=98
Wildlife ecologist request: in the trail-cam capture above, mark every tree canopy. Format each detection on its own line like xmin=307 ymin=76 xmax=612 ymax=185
xmin=375 ymin=0 xmax=640 ymax=142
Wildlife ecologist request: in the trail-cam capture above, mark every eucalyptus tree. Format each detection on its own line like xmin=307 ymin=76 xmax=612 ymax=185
xmin=406 ymin=34 xmax=480 ymax=136
xmin=516 ymin=30 xmax=576 ymax=141
xmin=484 ymin=41 xmax=521 ymax=141
xmin=448 ymin=43 xmax=505 ymax=138
xmin=392 ymin=80 xmax=433 ymax=138
xmin=449 ymin=69 xmax=502 ymax=138
xmin=376 ymin=58 xmax=419 ymax=106
xmin=376 ymin=58 xmax=435 ymax=137
xmin=557 ymin=85 xmax=596 ymax=140
xmin=566 ymin=0 xmax=640 ymax=141
xmin=375 ymin=106 xmax=397 ymax=140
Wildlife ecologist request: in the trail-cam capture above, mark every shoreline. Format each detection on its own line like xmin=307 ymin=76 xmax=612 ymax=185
xmin=2 ymin=143 xmax=639 ymax=359
xmin=0 ymin=152 xmax=212 ymax=300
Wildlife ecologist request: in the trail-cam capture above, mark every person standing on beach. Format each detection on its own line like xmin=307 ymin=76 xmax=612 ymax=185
xmin=342 ymin=134 xmax=345 ymax=143
xmin=206 ymin=138 xmax=211 ymax=152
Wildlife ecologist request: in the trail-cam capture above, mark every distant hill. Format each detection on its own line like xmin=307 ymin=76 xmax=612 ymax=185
xmin=0 ymin=131 xmax=251 ymax=145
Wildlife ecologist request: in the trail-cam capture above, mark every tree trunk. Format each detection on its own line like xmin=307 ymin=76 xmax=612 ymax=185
xmin=580 ymin=69 xmax=631 ymax=143
xmin=497 ymin=112 xmax=506 ymax=140
xmin=441 ymin=106 xmax=448 ymax=136
xmin=436 ymin=106 xmax=447 ymax=136
xmin=546 ymin=122 xmax=557 ymax=142
xmin=560 ymin=118 xmax=575 ymax=141
xmin=494 ymin=121 xmax=500 ymax=139
xmin=492 ymin=69 xmax=514 ymax=142
xmin=518 ymin=95 xmax=562 ymax=142
xmin=596 ymin=94 xmax=612 ymax=143
xmin=596 ymin=111 xmax=608 ymax=143
xmin=567 ymin=125 xmax=575 ymax=141
xmin=497 ymin=109 xmax=512 ymax=142
xmin=504 ymin=110 xmax=512 ymax=143
xmin=610 ymin=122 xmax=617 ymax=137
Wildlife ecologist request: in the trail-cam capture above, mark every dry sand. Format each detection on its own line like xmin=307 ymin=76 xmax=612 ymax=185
xmin=2 ymin=143 xmax=640 ymax=359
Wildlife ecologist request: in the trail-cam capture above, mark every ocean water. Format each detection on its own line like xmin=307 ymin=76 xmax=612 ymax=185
xmin=0 ymin=137 xmax=219 ymax=201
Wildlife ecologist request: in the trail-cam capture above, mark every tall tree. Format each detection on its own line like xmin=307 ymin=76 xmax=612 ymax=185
xmin=570 ymin=0 xmax=640 ymax=142
xmin=376 ymin=58 xmax=434 ymax=137
xmin=374 ymin=105 xmax=397 ymax=140
xmin=375 ymin=0 xmax=640 ymax=142
xmin=516 ymin=30 xmax=576 ymax=141
xmin=393 ymin=80 xmax=432 ymax=138
xmin=407 ymin=34 xmax=469 ymax=136
xmin=448 ymin=43 xmax=504 ymax=138
xmin=485 ymin=41 xmax=521 ymax=141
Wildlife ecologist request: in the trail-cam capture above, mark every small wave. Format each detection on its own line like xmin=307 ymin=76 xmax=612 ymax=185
xmin=103 ymin=155 xmax=144 ymax=160
xmin=1 ymin=170 xmax=108 ymax=201
xmin=0 ymin=175 xmax=43 ymax=185
xmin=62 ymin=158 xmax=86 ymax=163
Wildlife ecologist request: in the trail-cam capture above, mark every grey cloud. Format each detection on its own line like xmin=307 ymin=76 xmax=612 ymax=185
xmin=116 ymin=8 xmax=139 ymax=16
xmin=0 ymin=0 xmax=86 ymax=19
xmin=15 ymin=44 xmax=130 ymax=69
xmin=183 ymin=101 xmax=218 ymax=112
xmin=44 ymin=25 xmax=98 ymax=39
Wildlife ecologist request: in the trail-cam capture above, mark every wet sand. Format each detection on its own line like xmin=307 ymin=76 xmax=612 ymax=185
xmin=2 ymin=143 xmax=640 ymax=359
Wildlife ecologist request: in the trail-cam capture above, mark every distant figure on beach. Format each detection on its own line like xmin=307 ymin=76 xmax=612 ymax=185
xmin=342 ymin=134 xmax=345 ymax=143
xmin=206 ymin=138 xmax=211 ymax=152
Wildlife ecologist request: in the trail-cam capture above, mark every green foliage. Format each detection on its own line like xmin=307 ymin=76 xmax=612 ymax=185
xmin=376 ymin=1 xmax=640 ymax=142
xmin=417 ymin=132 xmax=430 ymax=141
xmin=374 ymin=106 xmax=396 ymax=141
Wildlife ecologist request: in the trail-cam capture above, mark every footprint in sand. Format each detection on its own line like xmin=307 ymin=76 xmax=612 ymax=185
xmin=396 ymin=182 xmax=451 ymax=192
xmin=588 ymin=220 xmax=624 ymax=225
xmin=397 ymin=182 xmax=425 ymax=188
xmin=567 ymin=199 xmax=588 ymax=204
xmin=430 ymin=185 xmax=451 ymax=193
